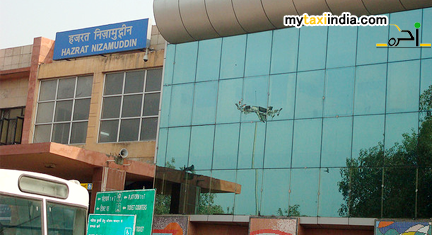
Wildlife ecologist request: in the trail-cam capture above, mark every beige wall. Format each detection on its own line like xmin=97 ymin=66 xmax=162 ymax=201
xmin=0 ymin=45 xmax=33 ymax=71
xmin=0 ymin=77 xmax=28 ymax=109
xmin=0 ymin=45 xmax=34 ymax=109
xmin=33 ymin=48 xmax=164 ymax=164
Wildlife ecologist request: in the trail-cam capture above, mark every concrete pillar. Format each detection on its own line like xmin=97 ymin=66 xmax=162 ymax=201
xmin=90 ymin=167 xmax=126 ymax=213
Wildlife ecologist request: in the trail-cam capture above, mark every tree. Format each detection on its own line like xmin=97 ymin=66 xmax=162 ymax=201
xmin=277 ymin=205 xmax=301 ymax=217
xmin=197 ymin=193 xmax=224 ymax=215
xmin=338 ymin=86 xmax=432 ymax=218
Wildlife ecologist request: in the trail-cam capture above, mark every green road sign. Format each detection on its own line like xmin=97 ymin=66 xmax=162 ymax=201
xmin=94 ymin=189 xmax=155 ymax=235
xmin=87 ymin=214 xmax=136 ymax=235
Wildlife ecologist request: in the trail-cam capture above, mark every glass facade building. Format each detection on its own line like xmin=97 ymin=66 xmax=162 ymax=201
xmin=156 ymin=8 xmax=432 ymax=218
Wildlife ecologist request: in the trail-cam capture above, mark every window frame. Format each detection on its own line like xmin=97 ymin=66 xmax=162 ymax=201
xmin=34 ymin=76 xmax=92 ymax=145
xmin=99 ymin=68 xmax=162 ymax=143
xmin=0 ymin=107 xmax=25 ymax=145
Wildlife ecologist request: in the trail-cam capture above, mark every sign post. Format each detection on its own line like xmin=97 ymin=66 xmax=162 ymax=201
xmin=94 ymin=189 xmax=155 ymax=235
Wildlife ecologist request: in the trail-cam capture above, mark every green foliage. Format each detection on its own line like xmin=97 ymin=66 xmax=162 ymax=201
xmin=338 ymin=87 xmax=432 ymax=218
xmin=277 ymin=204 xmax=301 ymax=217
xmin=165 ymin=158 xmax=175 ymax=169
xmin=154 ymin=194 xmax=171 ymax=215
xmin=198 ymin=193 xmax=224 ymax=215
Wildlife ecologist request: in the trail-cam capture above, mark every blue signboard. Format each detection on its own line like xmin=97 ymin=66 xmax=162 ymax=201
xmin=53 ymin=19 xmax=149 ymax=60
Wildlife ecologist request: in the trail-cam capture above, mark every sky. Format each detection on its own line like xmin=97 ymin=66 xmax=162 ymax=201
xmin=0 ymin=0 xmax=155 ymax=49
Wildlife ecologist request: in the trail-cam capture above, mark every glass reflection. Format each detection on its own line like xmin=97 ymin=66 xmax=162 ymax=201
xmin=164 ymin=44 xmax=175 ymax=85
xmin=319 ymin=168 xmax=345 ymax=217
xmin=213 ymin=124 xmax=240 ymax=170
xmin=169 ymin=84 xmax=194 ymax=127
xmin=173 ymin=41 xmax=198 ymax=84
xmin=354 ymin=64 xmax=387 ymax=115
xmin=324 ymin=67 xmax=355 ymax=117
xmin=339 ymin=167 xmax=382 ymax=218
xmin=159 ymin=86 xmax=171 ymax=128
xmin=238 ymin=122 xmax=265 ymax=169
xmin=326 ymin=26 xmax=357 ymax=69
xmin=192 ymin=81 xmax=218 ymax=125
xmin=235 ymin=169 xmax=263 ymax=215
xmin=298 ymin=26 xmax=327 ymax=71
xmin=352 ymin=115 xmax=385 ymax=161
xmin=189 ymin=125 xmax=215 ymax=170
xmin=211 ymin=170 xmax=236 ymax=214
xmin=261 ymin=169 xmax=290 ymax=216
xmin=383 ymin=168 xmax=416 ymax=218
xmin=271 ymin=28 xmax=299 ymax=74
xmin=242 ymin=76 xmax=268 ymax=122
xmin=245 ymin=31 xmax=272 ymax=77
xmin=216 ymin=79 xmax=242 ymax=123
xmin=421 ymin=59 xmax=432 ymax=94
xmin=290 ymin=169 xmax=319 ymax=216
xmin=387 ymin=60 xmax=420 ymax=113
xmin=292 ymin=119 xmax=322 ymax=168
xmin=321 ymin=117 xmax=352 ymax=168
xmin=356 ymin=15 xmax=388 ymax=65
xmin=385 ymin=113 xmax=418 ymax=152
xmin=264 ymin=120 xmax=293 ymax=168
xmin=166 ymin=127 xmax=191 ymax=169
xmin=156 ymin=128 xmax=168 ymax=167
xmin=295 ymin=70 xmax=325 ymax=119
xmin=269 ymin=74 xmax=296 ymax=120
xmin=220 ymin=35 xmax=246 ymax=79
xmin=196 ymin=39 xmax=222 ymax=82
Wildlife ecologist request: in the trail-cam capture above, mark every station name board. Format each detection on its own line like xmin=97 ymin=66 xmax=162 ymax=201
xmin=53 ymin=19 xmax=149 ymax=60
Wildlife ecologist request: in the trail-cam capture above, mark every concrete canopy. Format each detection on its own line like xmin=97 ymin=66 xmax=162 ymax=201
xmin=0 ymin=142 xmax=155 ymax=183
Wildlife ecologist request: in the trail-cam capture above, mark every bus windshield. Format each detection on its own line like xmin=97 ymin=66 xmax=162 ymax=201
xmin=46 ymin=202 xmax=86 ymax=235
xmin=0 ymin=194 xmax=42 ymax=235
xmin=0 ymin=194 xmax=87 ymax=235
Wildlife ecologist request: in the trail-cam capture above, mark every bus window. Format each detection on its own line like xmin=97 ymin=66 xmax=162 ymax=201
xmin=0 ymin=194 xmax=42 ymax=235
xmin=46 ymin=202 xmax=86 ymax=235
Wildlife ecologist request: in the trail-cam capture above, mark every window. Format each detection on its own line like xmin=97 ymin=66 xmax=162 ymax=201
xmin=99 ymin=69 xmax=162 ymax=142
xmin=0 ymin=194 xmax=42 ymax=234
xmin=34 ymin=76 xmax=92 ymax=144
xmin=0 ymin=107 xmax=25 ymax=145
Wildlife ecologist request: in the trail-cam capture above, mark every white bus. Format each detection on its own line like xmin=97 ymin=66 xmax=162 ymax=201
xmin=0 ymin=169 xmax=89 ymax=235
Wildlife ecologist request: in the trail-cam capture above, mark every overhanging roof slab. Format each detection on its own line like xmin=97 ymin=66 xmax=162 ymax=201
xmin=0 ymin=142 xmax=155 ymax=183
